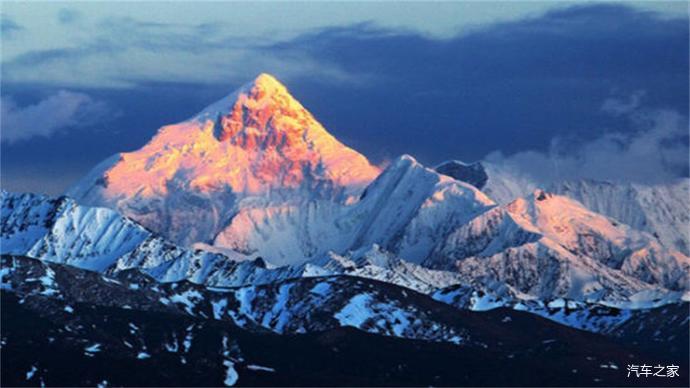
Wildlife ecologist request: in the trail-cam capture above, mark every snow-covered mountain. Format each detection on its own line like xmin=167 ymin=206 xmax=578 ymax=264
xmin=3 ymin=187 xmax=688 ymax=346
xmin=0 ymin=191 xmax=463 ymax=293
xmin=436 ymin=160 xmax=690 ymax=256
xmin=5 ymin=73 xmax=689 ymax=386
xmin=67 ymin=74 xmax=496 ymax=266
xmin=5 ymin=68 xmax=690 ymax=299
xmin=319 ymin=155 xmax=493 ymax=264
xmin=427 ymin=190 xmax=689 ymax=301
xmin=4 ymin=187 xmax=687 ymax=308
xmin=1 ymin=191 xmax=153 ymax=272
xmin=4 ymin=73 xmax=687 ymax=331
xmin=551 ymin=179 xmax=690 ymax=255
xmin=64 ymin=71 xmax=688 ymax=278
xmin=68 ymin=73 xmax=380 ymax=250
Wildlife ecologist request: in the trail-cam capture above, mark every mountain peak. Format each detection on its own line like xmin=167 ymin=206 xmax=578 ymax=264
xmin=394 ymin=154 xmax=419 ymax=167
xmin=194 ymin=73 xmax=294 ymax=123
xmin=69 ymin=75 xmax=382 ymax=245
xmin=235 ymin=72 xmax=291 ymax=106
xmin=251 ymin=72 xmax=286 ymax=92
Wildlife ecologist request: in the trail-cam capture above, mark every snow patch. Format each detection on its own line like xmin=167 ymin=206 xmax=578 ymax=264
xmin=246 ymin=364 xmax=275 ymax=372
xmin=25 ymin=365 xmax=37 ymax=380
xmin=223 ymin=360 xmax=239 ymax=386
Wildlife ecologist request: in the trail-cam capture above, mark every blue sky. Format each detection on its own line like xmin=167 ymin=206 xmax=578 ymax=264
xmin=1 ymin=1 xmax=688 ymax=194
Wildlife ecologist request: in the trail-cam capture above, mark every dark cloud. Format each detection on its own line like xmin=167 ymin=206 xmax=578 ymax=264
xmin=270 ymin=3 xmax=687 ymax=166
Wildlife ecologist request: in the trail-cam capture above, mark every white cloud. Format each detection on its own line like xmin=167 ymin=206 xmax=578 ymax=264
xmin=485 ymin=95 xmax=688 ymax=185
xmin=601 ymin=90 xmax=646 ymax=116
xmin=1 ymin=90 xmax=116 ymax=143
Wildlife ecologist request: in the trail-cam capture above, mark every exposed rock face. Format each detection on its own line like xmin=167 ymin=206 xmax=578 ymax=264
xmin=435 ymin=160 xmax=488 ymax=190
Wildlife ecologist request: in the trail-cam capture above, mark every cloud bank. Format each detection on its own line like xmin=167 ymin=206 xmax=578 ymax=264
xmin=485 ymin=93 xmax=689 ymax=184
xmin=1 ymin=91 xmax=117 ymax=143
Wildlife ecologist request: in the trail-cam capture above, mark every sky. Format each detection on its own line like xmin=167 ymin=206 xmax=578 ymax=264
xmin=1 ymin=1 xmax=688 ymax=194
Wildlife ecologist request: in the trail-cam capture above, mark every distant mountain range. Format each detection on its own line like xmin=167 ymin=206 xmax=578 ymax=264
xmin=437 ymin=160 xmax=690 ymax=256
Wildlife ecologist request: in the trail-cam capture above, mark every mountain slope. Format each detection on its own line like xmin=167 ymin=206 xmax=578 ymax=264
xmin=176 ymin=154 xmax=494 ymax=265
xmin=0 ymin=191 xmax=465 ymax=293
xmin=427 ymin=190 xmax=689 ymax=301
xmin=1 ymin=191 xmax=151 ymax=272
xmin=439 ymin=159 xmax=689 ymax=255
xmin=0 ymin=255 xmax=464 ymax=343
xmin=4 ymin=186 xmax=687 ymax=306
xmin=5 ymin=255 xmax=684 ymax=388
xmin=345 ymin=156 xmax=494 ymax=263
xmin=552 ymin=179 xmax=690 ymax=255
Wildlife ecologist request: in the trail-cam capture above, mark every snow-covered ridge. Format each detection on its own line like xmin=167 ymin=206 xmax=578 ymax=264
xmin=443 ymin=159 xmax=689 ymax=256
xmin=0 ymin=190 xmax=278 ymax=285
xmin=1 ymin=191 xmax=150 ymax=272
xmin=551 ymin=178 xmax=690 ymax=255
xmin=5 ymin=254 xmax=687 ymax=360
xmin=3 ymin=189 xmax=687 ymax=308
xmin=1 ymin=255 xmax=467 ymax=344
xmin=432 ymin=283 xmax=688 ymax=337
xmin=190 ymin=153 xmax=495 ymax=265
xmin=0 ymin=191 xmax=466 ymax=294
xmin=427 ymin=190 xmax=689 ymax=301
xmin=3 ymin=189 xmax=687 ymax=340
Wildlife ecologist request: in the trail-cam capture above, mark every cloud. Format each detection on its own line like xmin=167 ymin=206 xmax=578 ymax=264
xmin=1 ymin=91 xmax=117 ymax=143
xmin=1 ymin=16 xmax=23 ymax=37
xmin=484 ymin=93 xmax=689 ymax=184
xmin=601 ymin=90 xmax=647 ymax=116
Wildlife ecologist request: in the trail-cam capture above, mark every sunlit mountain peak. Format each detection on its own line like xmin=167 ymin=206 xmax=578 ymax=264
xmin=68 ymin=74 xmax=382 ymax=245
xmin=194 ymin=73 xmax=295 ymax=124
